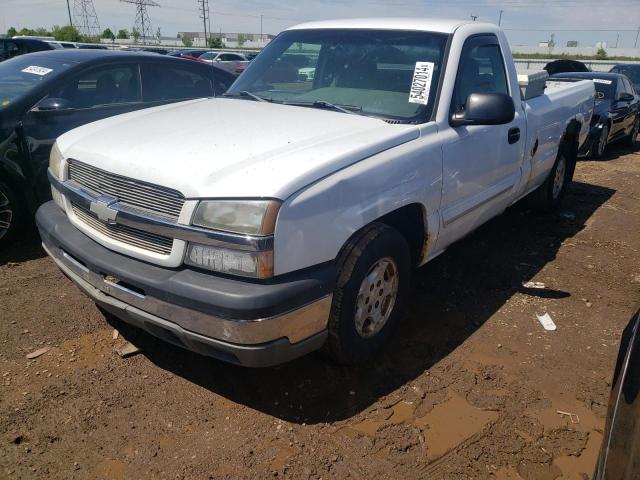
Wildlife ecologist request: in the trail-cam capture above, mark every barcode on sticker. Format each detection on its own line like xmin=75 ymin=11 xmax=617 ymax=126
xmin=408 ymin=62 xmax=435 ymax=105
xmin=22 ymin=66 xmax=53 ymax=76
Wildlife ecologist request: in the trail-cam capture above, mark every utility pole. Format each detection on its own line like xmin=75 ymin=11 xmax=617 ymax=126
xmin=498 ymin=10 xmax=504 ymax=26
xmin=66 ymin=0 xmax=73 ymax=27
xmin=615 ymin=33 xmax=619 ymax=48
xmin=73 ymin=0 xmax=101 ymax=37
xmin=198 ymin=0 xmax=210 ymax=47
xmin=470 ymin=14 xmax=478 ymax=21
xmin=635 ymin=26 xmax=639 ymax=48
xmin=120 ymin=0 xmax=159 ymax=45
xmin=260 ymin=14 xmax=263 ymax=44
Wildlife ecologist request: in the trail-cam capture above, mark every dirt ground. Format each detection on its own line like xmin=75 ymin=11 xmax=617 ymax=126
xmin=1 ymin=144 xmax=639 ymax=480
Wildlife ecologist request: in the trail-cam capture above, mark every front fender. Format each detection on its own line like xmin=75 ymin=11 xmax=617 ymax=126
xmin=273 ymin=126 xmax=443 ymax=276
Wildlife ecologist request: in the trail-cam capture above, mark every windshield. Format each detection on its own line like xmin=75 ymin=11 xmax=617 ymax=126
xmin=612 ymin=66 xmax=640 ymax=85
xmin=0 ymin=56 xmax=73 ymax=109
xmin=592 ymin=79 xmax=613 ymax=100
xmin=228 ymin=29 xmax=449 ymax=122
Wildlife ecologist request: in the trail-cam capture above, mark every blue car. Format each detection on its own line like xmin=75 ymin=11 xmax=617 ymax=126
xmin=552 ymin=72 xmax=639 ymax=158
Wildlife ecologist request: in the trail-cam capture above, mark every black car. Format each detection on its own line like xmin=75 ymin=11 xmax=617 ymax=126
xmin=0 ymin=38 xmax=55 ymax=62
xmin=610 ymin=64 xmax=640 ymax=95
xmin=544 ymin=59 xmax=590 ymax=75
xmin=0 ymin=50 xmax=236 ymax=245
xmin=551 ymin=72 xmax=639 ymax=158
xmin=594 ymin=309 xmax=640 ymax=479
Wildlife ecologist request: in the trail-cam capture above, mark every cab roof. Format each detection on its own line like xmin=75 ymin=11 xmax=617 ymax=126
xmin=17 ymin=49 xmax=161 ymax=64
xmin=287 ymin=17 xmax=491 ymax=34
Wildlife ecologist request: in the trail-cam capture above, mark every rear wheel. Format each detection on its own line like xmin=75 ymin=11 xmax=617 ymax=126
xmin=0 ymin=179 xmax=23 ymax=246
xmin=592 ymin=125 xmax=608 ymax=159
xmin=625 ymin=117 xmax=639 ymax=148
xmin=528 ymin=150 xmax=572 ymax=212
xmin=323 ymin=223 xmax=411 ymax=365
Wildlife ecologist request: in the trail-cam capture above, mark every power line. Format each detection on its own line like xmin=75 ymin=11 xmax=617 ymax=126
xmin=120 ymin=0 xmax=159 ymax=44
xmin=73 ymin=0 xmax=100 ymax=37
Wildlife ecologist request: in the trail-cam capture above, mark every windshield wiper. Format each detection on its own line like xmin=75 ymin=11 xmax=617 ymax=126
xmin=283 ymin=100 xmax=363 ymax=115
xmin=223 ymin=91 xmax=273 ymax=103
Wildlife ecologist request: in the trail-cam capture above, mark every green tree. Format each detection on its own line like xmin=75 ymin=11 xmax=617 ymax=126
xmin=102 ymin=28 xmax=115 ymax=40
xmin=116 ymin=28 xmax=129 ymax=39
xmin=208 ymin=37 xmax=223 ymax=48
xmin=18 ymin=27 xmax=36 ymax=36
xmin=595 ymin=47 xmax=608 ymax=60
xmin=181 ymin=34 xmax=193 ymax=47
xmin=52 ymin=25 xmax=81 ymax=42
xmin=132 ymin=27 xmax=140 ymax=43
xmin=6 ymin=27 xmax=17 ymax=38
xmin=237 ymin=33 xmax=247 ymax=47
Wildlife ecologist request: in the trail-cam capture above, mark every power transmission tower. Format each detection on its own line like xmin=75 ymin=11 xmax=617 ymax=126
xmin=121 ymin=0 xmax=160 ymax=45
xmin=198 ymin=0 xmax=211 ymax=47
xmin=73 ymin=0 xmax=101 ymax=37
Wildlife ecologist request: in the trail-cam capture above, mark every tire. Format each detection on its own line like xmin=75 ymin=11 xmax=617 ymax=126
xmin=624 ymin=117 xmax=639 ymax=148
xmin=528 ymin=148 xmax=573 ymax=212
xmin=322 ymin=223 xmax=411 ymax=365
xmin=0 ymin=178 xmax=24 ymax=246
xmin=591 ymin=124 xmax=608 ymax=159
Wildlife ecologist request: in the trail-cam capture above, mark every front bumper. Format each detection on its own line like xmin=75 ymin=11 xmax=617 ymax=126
xmin=36 ymin=201 xmax=335 ymax=367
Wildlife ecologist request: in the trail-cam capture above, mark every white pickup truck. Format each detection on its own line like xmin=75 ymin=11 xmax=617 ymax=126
xmin=38 ymin=18 xmax=595 ymax=367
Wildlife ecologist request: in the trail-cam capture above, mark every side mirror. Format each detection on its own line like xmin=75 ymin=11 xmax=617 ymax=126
xmin=617 ymin=92 xmax=634 ymax=102
xmin=450 ymin=92 xmax=515 ymax=127
xmin=32 ymin=97 xmax=74 ymax=113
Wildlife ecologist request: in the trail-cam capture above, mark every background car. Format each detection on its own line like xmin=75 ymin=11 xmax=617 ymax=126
xmin=198 ymin=51 xmax=249 ymax=75
xmin=0 ymin=37 xmax=55 ymax=62
xmin=0 ymin=49 xmax=236 ymax=245
xmin=610 ymin=64 xmax=640 ymax=94
xmin=544 ymin=59 xmax=589 ymax=75
xmin=594 ymin=309 xmax=640 ymax=479
xmin=551 ymin=72 xmax=639 ymax=158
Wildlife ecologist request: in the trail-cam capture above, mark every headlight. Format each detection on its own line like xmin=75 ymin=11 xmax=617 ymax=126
xmin=187 ymin=199 xmax=280 ymax=278
xmin=185 ymin=244 xmax=273 ymax=279
xmin=192 ymin=199 xmax=280 ymax=235
xmin=49 ymin=142 xmax=65 ymax=209
xmin=49 ymin=142 xmax=64 ymax=179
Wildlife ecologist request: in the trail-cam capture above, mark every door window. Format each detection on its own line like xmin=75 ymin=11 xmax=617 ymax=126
xmin=52 ymin=64 xmax=141 ymax=108
xmin=622 ymin=77 xmax=635 ymax=96
xmin=141 ymin=63 xmax=213 ymax=101
xmin=452 ymin=37 xmax=508 ymax=113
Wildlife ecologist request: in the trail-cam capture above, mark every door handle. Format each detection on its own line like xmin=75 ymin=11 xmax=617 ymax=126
xmin=508 ymin=127 xmax=520 ymax=144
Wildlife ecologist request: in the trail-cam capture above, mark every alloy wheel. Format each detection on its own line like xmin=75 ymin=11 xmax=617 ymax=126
xmin=354 ymin=257 xmax=399 ymax=338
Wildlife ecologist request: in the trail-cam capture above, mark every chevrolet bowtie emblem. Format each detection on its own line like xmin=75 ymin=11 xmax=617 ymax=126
xmin=89 ymin=195 xmax=118 ymax=224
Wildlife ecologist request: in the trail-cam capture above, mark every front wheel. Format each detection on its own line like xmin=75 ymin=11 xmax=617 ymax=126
xmin=592 ymin=125 xmax=609 ymax=159
xmin=323 ymin=223 xmax=411 ymax=365
xmin=0 ymin=179 xmax=23 ymax=246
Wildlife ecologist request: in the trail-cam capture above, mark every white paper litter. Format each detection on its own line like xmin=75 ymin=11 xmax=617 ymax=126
xmin=537 ymin=313 xmax=557 ymax=331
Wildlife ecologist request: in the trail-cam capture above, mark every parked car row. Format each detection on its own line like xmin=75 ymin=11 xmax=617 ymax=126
xmin=0 ymin=49 xmax=236 ymax=245
xmin=550 ymin=72 xmax=639 ymax=158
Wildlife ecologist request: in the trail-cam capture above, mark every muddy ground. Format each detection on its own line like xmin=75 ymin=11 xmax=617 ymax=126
xmin=1 ymin=144 xmax=639 ymax=480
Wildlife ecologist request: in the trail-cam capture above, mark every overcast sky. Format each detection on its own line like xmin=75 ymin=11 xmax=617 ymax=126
xmin=2 ymin=0 xmax=639 ymax=48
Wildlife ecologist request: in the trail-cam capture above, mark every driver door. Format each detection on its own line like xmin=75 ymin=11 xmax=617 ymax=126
xmin=436 ymin=35 xmax=525 ymax=251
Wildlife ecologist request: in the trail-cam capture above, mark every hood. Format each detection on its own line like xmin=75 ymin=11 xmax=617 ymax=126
xmin=57 ymin=98 xmax=419 ymax=199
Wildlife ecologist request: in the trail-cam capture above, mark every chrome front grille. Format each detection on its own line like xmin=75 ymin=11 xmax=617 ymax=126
xmin=72 ymin=205 xmax=173 ymax=255
xmin=67 ymin=160 xmax=185 ymax=219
